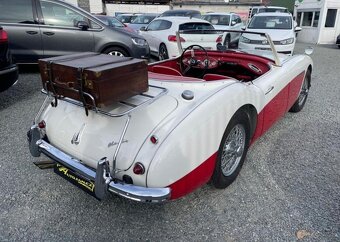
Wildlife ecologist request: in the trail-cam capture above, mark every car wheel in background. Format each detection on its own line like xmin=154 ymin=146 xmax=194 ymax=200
xmin=158 ymin=44 xmax=169 ymax=60
xmin=103 ymin=47 xmax=129 ymax=57
xmin=212 ymin=110 xmax=250 ymax=189
xmin=289 ymin=70 xmax=311 ymax=113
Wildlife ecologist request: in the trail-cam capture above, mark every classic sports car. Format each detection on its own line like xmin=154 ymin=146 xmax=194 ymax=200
xmin=28 ymin=30 xmax=313 ymax=202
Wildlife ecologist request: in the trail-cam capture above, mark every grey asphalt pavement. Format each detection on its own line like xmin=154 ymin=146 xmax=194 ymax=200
xmin=0 ymin=43 xmax=339 ymax=241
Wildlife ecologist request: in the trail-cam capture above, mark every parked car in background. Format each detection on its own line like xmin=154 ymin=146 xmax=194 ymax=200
xmin=139 ymin=17 xmax=221 ymax=60
xmin=336 ymin=34 xmax=340 ymax=48
xmin=94 ymin=15 xmax=136 ymax=33
xmin=0 ymin=0 xmax=149 ymax=62
xmin=249 ymin=6 xmax=289 ymax=19
xmin=0 ymin=26 xmax=18 ymax=92
xmin=116 ymin=13 xmax=142 ymax=24
xmin=128 ymin=13 xmax=159 ymax=31
xmin=160 ymin=9 xmax=201 ymax=18
xmin=239 ymin=13 xmax=301 ymax=55
xmin=202 ymin=12 xmax=244 ymax=47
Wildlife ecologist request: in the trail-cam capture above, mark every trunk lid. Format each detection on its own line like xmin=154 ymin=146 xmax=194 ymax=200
xmin=43 ymin=87 xmax=178 ymax=171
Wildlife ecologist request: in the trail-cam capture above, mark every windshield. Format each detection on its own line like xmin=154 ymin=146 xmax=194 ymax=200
xmin=248 ymin=16 xmax=292 ymax=30
xmin=202 ymin=15 xmax=230 ymax=26
xmin=176 ymin=29 xmax=282 ymax=65
xmin=179 ymin=22 xmax=214 ymax=30
xmin=96 ymin=16 xmax=125 ymax=28
xmin=131 ymin=15 xmax=156 ymax=24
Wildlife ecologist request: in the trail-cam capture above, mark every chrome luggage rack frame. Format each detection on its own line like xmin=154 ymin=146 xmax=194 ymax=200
xmin=33 ymin=84 xmax=168 ymax=199
xmin=38 ymin=84 xmax=168 ymax=119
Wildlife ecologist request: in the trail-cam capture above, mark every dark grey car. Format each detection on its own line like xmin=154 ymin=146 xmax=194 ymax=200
xmin=0 ymin=0 xmax=150 ymax=63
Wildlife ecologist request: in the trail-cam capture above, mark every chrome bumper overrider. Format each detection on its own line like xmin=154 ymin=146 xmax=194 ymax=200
xmin=28 ymin=128 xmax=170 ymax=203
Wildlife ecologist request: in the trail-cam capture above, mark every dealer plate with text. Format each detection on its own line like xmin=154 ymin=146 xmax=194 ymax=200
xmin=54 ymin=163 xmax=97 ymax=198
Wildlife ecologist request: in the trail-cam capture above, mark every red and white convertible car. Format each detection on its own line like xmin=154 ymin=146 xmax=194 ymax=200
xmin=28 ymin=31 xmax=313 ymax=202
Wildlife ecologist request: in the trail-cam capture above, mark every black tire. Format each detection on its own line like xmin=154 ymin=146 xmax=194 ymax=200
xmin=338 ymin=45 xmax=340 ymax=49
xmin=212 ymin=110 xmax=251 ymax=189
xmin=159 ymin=44 xmax=169 ymax=60
xmin=289 ymin=70 xmax=311 ymax=113
xmin=223 ymin=35 xmax=230 ymax=48
xmin=102 ymin=47 xmax=129 ymax=57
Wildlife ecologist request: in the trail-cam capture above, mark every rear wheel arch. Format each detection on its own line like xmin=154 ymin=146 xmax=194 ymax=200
xmin=237 ymin=104 xmax=258 ymax=139
xmin=307 ymin=65 xmax=312 ymax=87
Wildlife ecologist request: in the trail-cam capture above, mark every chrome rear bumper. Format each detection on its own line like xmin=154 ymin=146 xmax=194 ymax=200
xmin=28 ymin=127 xmax=170 ymax=203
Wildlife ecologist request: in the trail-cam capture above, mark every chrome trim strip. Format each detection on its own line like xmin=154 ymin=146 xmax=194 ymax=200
xmin=35 ymin=139 xmax=171 ymax=202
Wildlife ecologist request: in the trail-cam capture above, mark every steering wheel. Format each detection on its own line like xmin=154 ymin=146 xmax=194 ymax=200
xmin=179 ymin=45 xmax=209 ymax=76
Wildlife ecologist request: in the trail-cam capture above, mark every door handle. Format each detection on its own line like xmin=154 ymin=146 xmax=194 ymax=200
xmin=43 ymin=32 xmax=55 ymax=36
xmin=265 ymin=86 xmax=274 ymax=95
xmin=26 ymin=31 xmax=38 ymax=35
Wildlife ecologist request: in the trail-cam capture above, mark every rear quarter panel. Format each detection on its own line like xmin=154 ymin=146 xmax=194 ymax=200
xmin=145 ymin=81 xmax=264 ymax=190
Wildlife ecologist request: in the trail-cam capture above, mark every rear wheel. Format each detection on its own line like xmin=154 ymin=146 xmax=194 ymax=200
xmin=159 ymin=44 xmax=169 ymax=60
xmin=289 ymin=70 xmax=311 ymax=113
xmin=212 ymin=111 xmax=250 ymax=189
xmin=103 ymin=47 xmax=129 ymax=57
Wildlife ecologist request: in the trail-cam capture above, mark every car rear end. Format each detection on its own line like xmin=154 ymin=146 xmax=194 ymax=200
xmin=166 ymin=21 xmax=222 ymax=58
xmin=0 ymin=27 xmax=18 ymax=92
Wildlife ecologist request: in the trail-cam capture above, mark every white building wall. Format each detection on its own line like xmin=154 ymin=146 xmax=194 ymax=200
xmin=106 ymin=4 xmax=170 ymax=15
xmin=295 ymin=0 xmax=340 ymax=44
xmin=319 ymin=0 xmax=340 ymax=44
xmin=89 ymin=0 xmax=103 ymax=13
xmin=66 ymin=0 xmax=78 ymax=7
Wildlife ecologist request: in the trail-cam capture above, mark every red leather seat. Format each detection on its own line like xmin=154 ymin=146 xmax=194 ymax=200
xmin=203 ymin=73 xmax=231 ymax=81
xmin=151 ymin=65 xmax=182 ymax=76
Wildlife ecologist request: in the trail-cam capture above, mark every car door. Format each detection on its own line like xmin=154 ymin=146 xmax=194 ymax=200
xmin=0 ymin=0 xmax=43 ymax=63
xmin=140 ymin=20 xmax=164 ymax=54
xmin=37 ymin=0 xmax=95 ymax=58
xmin=230 ymin=15 xmax=243 ymax=43
xmin=253 ymin=66 xmax=292 ymax=135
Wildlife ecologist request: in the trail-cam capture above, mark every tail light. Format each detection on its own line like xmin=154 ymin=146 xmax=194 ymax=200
xmin=216 ymin=35 xmax=223 ymax=43
xmin=133 ymin=162 xmax=145 ymax=175
xmin=168 ymin=35 xmax=185 ymax=42
xmin=38 ymin=120 xmax=46 ymax=129
xmin=0 ymin=29 xmax=8 ymax=43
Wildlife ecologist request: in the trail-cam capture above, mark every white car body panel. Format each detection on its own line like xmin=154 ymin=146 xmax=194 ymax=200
xmin=202 ymin=13 xmax=245 ymax=44
xmin=139 ymin=17 xmax=220 ymax=58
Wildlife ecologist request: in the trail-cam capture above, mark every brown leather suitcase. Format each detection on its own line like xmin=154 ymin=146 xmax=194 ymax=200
xmin=39 ymin=52 xmax=148 ymax=109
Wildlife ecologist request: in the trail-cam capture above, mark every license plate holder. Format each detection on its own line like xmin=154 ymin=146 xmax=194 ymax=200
xmin=54 ymin=163 xmax=98 ymax=199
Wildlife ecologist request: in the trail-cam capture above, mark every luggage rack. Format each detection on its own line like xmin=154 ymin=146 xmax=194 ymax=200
xmin=36 ymin=84 xmax=168 ymax=177
xmin=39 ymin=84 xmax=168 ymax=118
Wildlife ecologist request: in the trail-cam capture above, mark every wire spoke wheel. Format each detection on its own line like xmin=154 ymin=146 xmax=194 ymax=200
xmin=221 ymin=124 xmax=246 ymax=176
xmin=212 ymin=111 xmax=250 ymax=189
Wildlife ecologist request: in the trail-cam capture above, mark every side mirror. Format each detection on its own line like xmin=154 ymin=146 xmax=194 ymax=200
xmin=76 ymin=21 xmax=89 ymax=30
xmin=295 ymin=26 xmax=302 ymax=32
xmin=241 ymin=26 xmax=246 ymax=31
xmin=140 ymin=26 xmax=146 ymax=31
xmin=231 ymin=21 xmax=236 ymax=26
